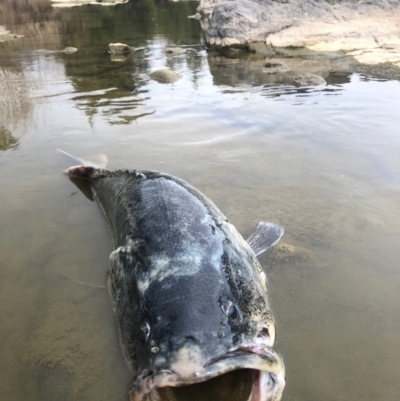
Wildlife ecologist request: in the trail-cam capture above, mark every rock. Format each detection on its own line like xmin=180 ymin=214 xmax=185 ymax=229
xmin=108 ymin=44 xmax=145 ymax=62
xmin=63 ymin=47 xmax=78 ymax=54
xmin=247 ymin=42 xmax=276 ymax=57
xmin=198 ymin=0 xmax=225 ymax=17
xmin=264 ymin=242 xmax=316 ymax=266
xmin=347 ymin=47 xmax=400 ymax=68
xmin=293 ymin=73 xmax=326 ymax=86
xmin=109 ymin=43 xmax=133 ymax=55
xmin=205 ymin=0 xmax=268 ymax=47
xmin=165 ymin=47 xmax=186 ymax=54
xmin=0 ymin=127 xmax=19 ymax=151
xmin=0 ymin=25 xmax=23 ymax=42
xmin=110 ymin=55 xmax=127 ymax=63
xmin=198 ymin=0 xmax=400 ymax=71
xmin=34 ymin=47 xmax=78 ymax=55
xmin=264 ymin=61 xmax=290 ymax=74
xmin=149 ymin=69 xmax=181 ymax=84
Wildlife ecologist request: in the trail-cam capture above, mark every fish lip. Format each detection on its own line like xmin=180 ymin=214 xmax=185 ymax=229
xmin=205 ymin=343 xmax=276 ymax=365
xmin=130 ymin=344 xmax=285 ymax=400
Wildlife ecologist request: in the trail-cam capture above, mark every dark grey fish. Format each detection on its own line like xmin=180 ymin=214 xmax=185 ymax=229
xmin=62 ymin=152 xmax=285 ymax=401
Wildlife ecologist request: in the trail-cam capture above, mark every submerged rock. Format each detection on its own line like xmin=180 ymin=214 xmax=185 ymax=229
xmin=265 ymin=243 xmax=316 ymax=266
xmin=0 ymin=25 xmax=23 ymax=42
xmin=264 ymin=61 xmax=290 ymax=74
xmin=63 ymin=47 xmax=78 ymax=54
xmin=34 ymin=47 xmax=78 ymax=54
xmin=165 ymin=47 xmax=186 ymax=54
xmin=109 ymin=43 xmax=133 ymax=54
xmin=293 ymin=73 xmax=326 ymax=87
xmin=108 ymin=43 xmax=146 ymax=62
xmin=149 ymin=69 xmax=181 ymax=83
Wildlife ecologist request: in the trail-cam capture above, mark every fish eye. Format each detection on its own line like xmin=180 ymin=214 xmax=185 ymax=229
xmin=221 ymin=300 xmax=239 ymax=320
xmin=227 ymin=304 xmax=238 ymax=320
xmin=139 ymin=322 xmax=151 ymax=343
xmin=225 ymin=301 xmax=239 ymax=320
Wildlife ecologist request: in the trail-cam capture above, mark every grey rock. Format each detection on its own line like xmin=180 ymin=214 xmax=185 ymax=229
xmin=149 ymin=69 xmax=181 ymax=84
xmin=206 ymin=0 xmax=267 ymax=47
xmin=198 ymin=0 xmax=400 ymax=70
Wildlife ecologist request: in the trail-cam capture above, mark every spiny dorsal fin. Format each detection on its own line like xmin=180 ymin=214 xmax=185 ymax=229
xmin=246 ymin=221 xmax=284 ymax=256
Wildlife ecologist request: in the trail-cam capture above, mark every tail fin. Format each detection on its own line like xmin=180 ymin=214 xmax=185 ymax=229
xmin=65 ymin=165 xmax=108 ymax=181
xmin=58 ymin=149 xmax=108 ymax=181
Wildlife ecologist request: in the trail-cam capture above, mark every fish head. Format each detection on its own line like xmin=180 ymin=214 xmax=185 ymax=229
xmin=129 ymin=268 xmax=284 ymax=401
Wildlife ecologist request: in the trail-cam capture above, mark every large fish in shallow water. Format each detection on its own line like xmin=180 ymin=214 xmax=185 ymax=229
xmin=62 ymin=151 xmax=285 ymax=401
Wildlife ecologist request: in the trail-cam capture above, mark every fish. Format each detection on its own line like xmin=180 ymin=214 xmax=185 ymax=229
xmin=62 ymin=151 xmax=286 ymax=401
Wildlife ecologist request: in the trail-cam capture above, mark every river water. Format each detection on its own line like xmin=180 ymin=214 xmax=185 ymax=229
xmin=1 ymin=1 xmax=400 ymax=401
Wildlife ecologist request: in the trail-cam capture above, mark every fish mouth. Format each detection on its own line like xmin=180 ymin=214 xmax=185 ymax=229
xmin=130 ymin=345 xmax=285 ymax=401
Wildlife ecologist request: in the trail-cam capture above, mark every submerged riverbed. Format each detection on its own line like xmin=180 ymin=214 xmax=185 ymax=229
xmin=1 ymin=1 xmax=400 ymax=401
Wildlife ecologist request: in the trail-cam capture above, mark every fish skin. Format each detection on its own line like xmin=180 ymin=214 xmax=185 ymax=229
xmin=65 ymin=165 xmax=284 ymax=401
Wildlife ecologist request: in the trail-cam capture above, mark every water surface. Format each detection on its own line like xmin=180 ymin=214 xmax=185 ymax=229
xmin=1 ymin=1 xmax=400 ymax=401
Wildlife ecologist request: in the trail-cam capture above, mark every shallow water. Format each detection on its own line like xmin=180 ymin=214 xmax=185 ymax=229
xmin=1 ymin=1 xmax=400 ymax=401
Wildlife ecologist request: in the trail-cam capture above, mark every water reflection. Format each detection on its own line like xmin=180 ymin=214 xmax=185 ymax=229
xmin=0 ymin=0 xmax=357 ymax=130
xmin=0 ymin=66 xmax=34 ymax=133
xmin=51 ymin=0 xmax=129 ymax=7
xmin=0 ymin=0 xmax=206 ymax=127
xmin=207 ymin=51 xmax=349 ymax=86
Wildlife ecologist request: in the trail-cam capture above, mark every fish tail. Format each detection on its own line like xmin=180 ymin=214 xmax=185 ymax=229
xmin=58 ymin=149 xmax=108 ymax=181
xmin=65 ymin=165 xmax=108 ymax=181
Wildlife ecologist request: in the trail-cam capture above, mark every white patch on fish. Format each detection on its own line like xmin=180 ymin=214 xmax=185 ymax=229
xmin=170 ymin=345 xmax=206 ymax=379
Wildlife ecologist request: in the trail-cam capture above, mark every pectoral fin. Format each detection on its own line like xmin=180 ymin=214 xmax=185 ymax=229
xmin=246 ymin=221 xmax=284 ymax=256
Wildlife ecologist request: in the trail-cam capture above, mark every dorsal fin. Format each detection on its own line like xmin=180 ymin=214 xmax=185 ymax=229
xmin=246 ymin=221 xmax=284 ymax=256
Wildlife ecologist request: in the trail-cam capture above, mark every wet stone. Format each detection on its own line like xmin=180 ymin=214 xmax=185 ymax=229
xmin=63 ymin=47 xmax=78 ymax=54
xmin=165 ymin=47 xmax=186 ymax=54
xmin=293 ymin=73 xmax=326 ymax=87
xmin=149 ymin=69 xmax=181 ymax=84
xmin=264 ymin=61 xmax=290 ymax=74
xmin=109 ymin=43 xmax=133 ymax=54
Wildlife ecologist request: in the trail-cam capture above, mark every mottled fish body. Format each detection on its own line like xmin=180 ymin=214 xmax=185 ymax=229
xmin=64 ymin=158 xmax=285 ymax=401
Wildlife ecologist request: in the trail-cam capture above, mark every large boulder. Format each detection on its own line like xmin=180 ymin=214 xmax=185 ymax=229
xmin=197 ymin=0 xmax=400 ymax=75
xmin=198 ymin=0 xmax=400 ymax=68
